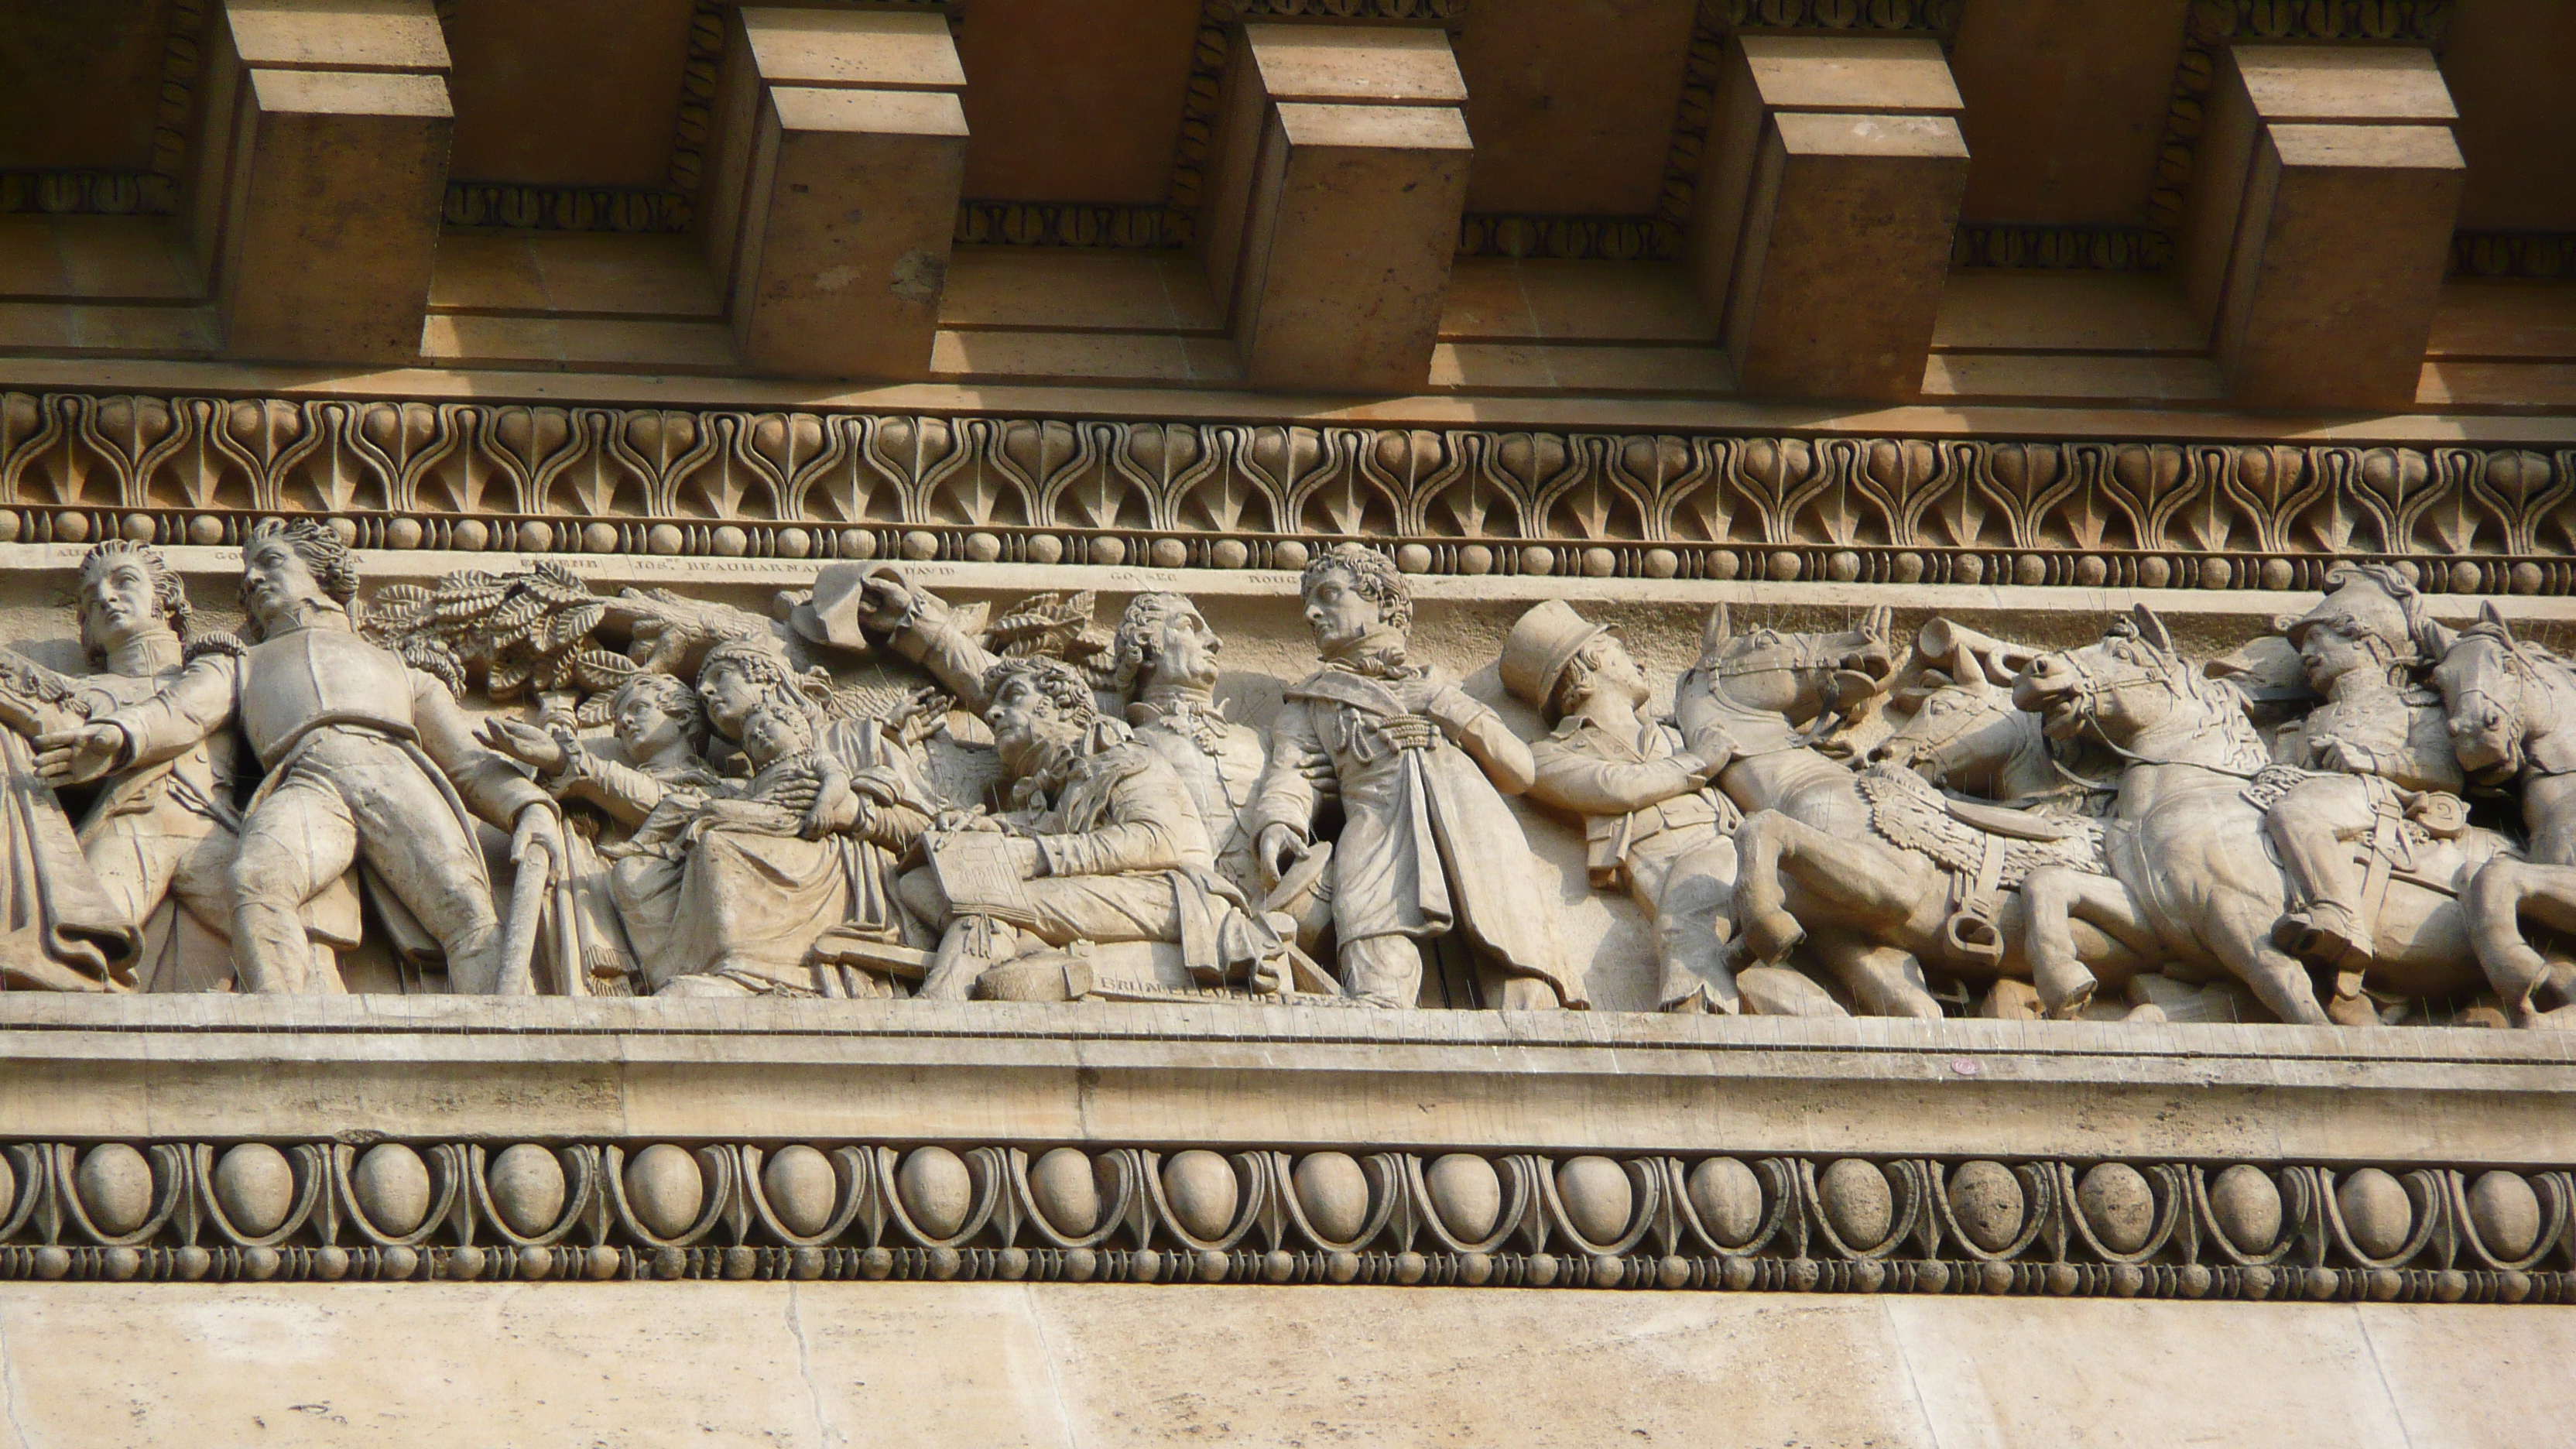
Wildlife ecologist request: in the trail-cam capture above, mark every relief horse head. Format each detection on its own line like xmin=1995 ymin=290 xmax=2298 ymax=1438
xmin=1686 ymin=601 xmax=1896 ymax=736
xmin=1865 ymin=620 xmax=2086 ymax=807
xmin=2013 ymin=605 xmax=2271 ymax=776
xmin=2431 ymin=605 xmax=2576 ymax=801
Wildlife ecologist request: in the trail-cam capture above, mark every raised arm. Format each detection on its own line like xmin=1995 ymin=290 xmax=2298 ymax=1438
xmin=411 ymin=672 xmax=556 ymax=830
xmin=863 ymin=574 xmax=1002 ymax=713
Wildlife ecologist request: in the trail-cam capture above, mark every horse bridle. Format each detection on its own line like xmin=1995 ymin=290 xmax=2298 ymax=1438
xmin=2447 ymin=630 xmax=2576 ymax=783
xmin=1698 ymin=633 xmax=1882 ymax=758
xmin=2043 ymin=638 xmax=2268 ymax=782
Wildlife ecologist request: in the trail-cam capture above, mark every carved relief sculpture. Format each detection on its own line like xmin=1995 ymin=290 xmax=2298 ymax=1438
xmin=853 ymin=568 xmax=1273 ymax=903
xmin=901 ymin=656 xmax=1305 ymax=1003
xmin=1504 ymin=600 xmax=1742 ymax=1013
xmin=1248 ymin=545 xmax=1577 ymax=1010
xmin=611 ymin=642 xmax=935 ymax=997
xmin=2015 ymin=605 xmax=2521 ymax=1027
xmin=36 ymin=523 xmax=568 ymax=995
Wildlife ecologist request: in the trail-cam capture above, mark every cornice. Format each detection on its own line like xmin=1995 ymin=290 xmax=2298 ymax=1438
xmin=2 ymin=390 xmax=2573 ymax=596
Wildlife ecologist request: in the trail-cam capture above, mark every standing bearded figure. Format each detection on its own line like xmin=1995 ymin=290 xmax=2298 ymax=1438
xmin=38 ymin=521 xmax=566 ymax=994
xmin=1248 ymin=545 xmax=1577 ymax=1010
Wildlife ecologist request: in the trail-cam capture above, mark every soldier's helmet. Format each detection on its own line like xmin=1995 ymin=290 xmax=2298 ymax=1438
xmin=2280 ymin=564 xmax=2434 ymax=668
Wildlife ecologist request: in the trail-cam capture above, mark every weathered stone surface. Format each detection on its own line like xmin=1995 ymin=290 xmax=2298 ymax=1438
xmin=73 ymin=1144 xmax=152 ymax=1236
xmin=1424 ymin=1153 xmax=1502 ymax=1242
xmin=1160 ymin=1149 xmax=1239 ymax=1242
xmin=760 ymin=1145 xmax=838 ymax=1238
xmin=1687 ymin=1156 xmax=1765 ymax=1249
xmin=1290 ymin=1152 xmax=1368 ymax=1244
xmin=2209 ymin=1163 xmax=2284 ymax=1256
xmin=896 ymin=1146 xmax=972 ymax=1239
xmin=1819 ymin=1158 xmax=1894 ymax=1248
xmin=486 ymin=1144 xmax=567 ymax=1238
xmin=2467 ymin=1170 xmax=2542 ymax=1261
xmin=2338 ymin=1167 xmax=2417 ymax=1260
xmin=1026 ymin=1147 xmax=1098 ymax=1238
xmin=211 ymin=1143 xmax=295 ymax=1237
xmin=0 ymin=1284 xmax=2567 ymax=1446
xmin=351 ymin=1144 xmax=431 ymax=1237
xmin=2077 ymin=1163 xmax=2156 ymax=1255
xmin=624 ymin=1144 xmax=704 ymax=1238
xmin=1554 ymin=1156 xmax=1632 ymax=1244
xmin=1945 ymin=1160 xmax=2024 ymax=1253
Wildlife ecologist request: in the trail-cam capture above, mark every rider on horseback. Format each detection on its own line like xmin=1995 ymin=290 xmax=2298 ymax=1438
xmin=2263 ymin=565 xmax=2468 ymax=1007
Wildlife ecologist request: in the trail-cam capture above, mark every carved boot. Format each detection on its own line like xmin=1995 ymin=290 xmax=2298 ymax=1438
xmin=2273 ymin=898 xmax=2368 ymax=971
xmin=2265 ymin=810 xmax=2372 ymax=971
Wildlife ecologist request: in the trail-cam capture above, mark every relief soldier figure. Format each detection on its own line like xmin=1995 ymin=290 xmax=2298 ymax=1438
xmin=2258 ymin=566 xmax=2469 ymax=1016
xmin=899 ymin=656 xmax=1296 ymax=1001
xmin=1249 ymin=545 xmax=1578 ymax=1010
xmin=36 ymin=522 xmax=566 ymax=995
xmin=854 ymin=569 xmax=1272 ymax=899
xmin=1503 ymin=601 xmax=1742 ymax=1013
xmin=0 ymin=540 xmax=238 ymax=992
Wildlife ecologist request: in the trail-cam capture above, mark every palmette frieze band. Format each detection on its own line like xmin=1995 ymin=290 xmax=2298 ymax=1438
xmin=4 ymin=392 xmax=2574 ymax=593
xmin=1 ymin=1137 xmax=2564 ymax=1304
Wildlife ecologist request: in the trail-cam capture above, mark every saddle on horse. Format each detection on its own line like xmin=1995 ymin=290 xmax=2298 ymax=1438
xmin=1855 ymin=764 xmax=2106 ymax=967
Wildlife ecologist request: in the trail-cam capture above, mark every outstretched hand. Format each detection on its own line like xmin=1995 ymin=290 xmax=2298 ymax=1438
xmin=479 ymin=716 xmax=570 ymax=773
xmin=34 ymin=724 xmax=125 ymax=786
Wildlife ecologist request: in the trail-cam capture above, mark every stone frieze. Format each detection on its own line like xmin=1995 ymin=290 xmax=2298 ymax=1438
xmin=4 ymin=393 xmax=2572 ymax=594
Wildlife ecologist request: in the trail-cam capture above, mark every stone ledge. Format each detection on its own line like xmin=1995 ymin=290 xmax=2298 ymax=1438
xmin=3 ymin=997 xmax=2571 ymax=1165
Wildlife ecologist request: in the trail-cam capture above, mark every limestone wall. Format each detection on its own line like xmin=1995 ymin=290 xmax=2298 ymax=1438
xmin=0 ymin=1283 xmax=2564 ymax=1448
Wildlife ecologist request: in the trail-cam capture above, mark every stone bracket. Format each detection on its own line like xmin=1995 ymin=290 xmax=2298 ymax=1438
xmin=702 ymin=7 xmax=971 ymax=380
xmin=1199 ymin=25 xmax=1473 ymax=392
xmin=1687 ymin=36 xmax=1969 ymax=403
xmin=2180 ymin=46 xmax=2465 ymax=411
xmin=187 ymin=0 xmax=455 ymax=365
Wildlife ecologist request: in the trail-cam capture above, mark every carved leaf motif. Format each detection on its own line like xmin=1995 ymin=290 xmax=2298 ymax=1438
xmin=1418 ymin=433 xmax=1523 ymax=540
xmin=1167 ymin=426 xmax=1273 ymax=535
xmin=2215 ymin=444 xmax=2324 ymax=554
xmin=1293 ymin=431 xmax=1398 ymax=538
xmin=1656 ymin=437 xmax=1737 ymax=543
xmin=82 ymin=395 xmax=179 ymax=509
xmin=1834 ymin=438 xmax=1940 ymax=547
xmin=273 ymin=402 xmax=387 ymax=516
xmin=918 ymin=420 xmax=1030 ymax=528
xmin=1723 ymin=437 xmax=1828 ymax=546
xmin=2468 ymin=449 xmax=2568 ymax=557
xmin=2102 ymin=443 xmax=2201 ymax=552
xmin=1539 ymin=438 xmax=1649 ymax=542
xmin=2408 ymin=450 xmax=2490 ymax=556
